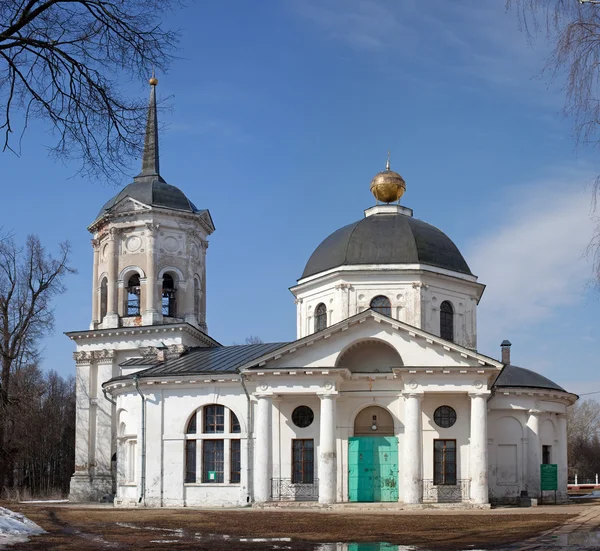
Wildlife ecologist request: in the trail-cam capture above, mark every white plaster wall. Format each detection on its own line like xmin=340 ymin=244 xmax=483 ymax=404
xmin=421 ymin=394 xmax=470 ymax=481
xmin=263 ymin=319 xmax=484 ymax=370
xmin=487 ymin=393 xmax=567 ymax=502
xmin=293 ymin=268 xmax=482 ymax=348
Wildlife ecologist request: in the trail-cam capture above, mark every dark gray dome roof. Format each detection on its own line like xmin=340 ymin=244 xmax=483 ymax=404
xmin=97 ymin=177 xmax=199 ymax=219
xmin=301 ymin=212 xmax=472 ymax=279
xmin=494 ymin=364 xmax=565 ymax=392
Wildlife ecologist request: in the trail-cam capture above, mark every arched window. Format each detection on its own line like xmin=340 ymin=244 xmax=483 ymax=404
xmin=162 ymin=273 xmax=177 ymax=317
xmin=370 ymin=295 xmax=391 ymax=316
xmin=314 ymin=303 xmax=327 ymax=332
xmin=440 ymin=301 xmax=454 ymax=342
xmin=99 ymin=277 xmax=108 ymax=321
xmin=126 ymin=274 xmax=141 ymax=316
xmin=194 ymin=277 xmax=200 ymax=320
xmin=185 ymin=405 xmax=241 ymax=485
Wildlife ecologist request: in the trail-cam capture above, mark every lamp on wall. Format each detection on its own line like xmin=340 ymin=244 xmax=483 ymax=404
xmin=371 ymin=415 xmax=378 ymax=431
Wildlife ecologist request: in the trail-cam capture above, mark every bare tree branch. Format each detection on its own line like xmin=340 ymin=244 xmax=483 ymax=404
xmin=0 ymin=0 xmax=179 ymax=182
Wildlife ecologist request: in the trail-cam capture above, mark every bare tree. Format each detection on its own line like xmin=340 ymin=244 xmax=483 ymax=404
xmin=245 ymin=336 xmax=264 ymax=345
xmin=567 ymin=399 xmax=600 ymax=478
xmin=507 ymin=0 xmax=600 ymax=281
xmin=0 ymin=234 xmax=74 ymax=489
xmin=0 ymin=0 xmax=178 ymax=181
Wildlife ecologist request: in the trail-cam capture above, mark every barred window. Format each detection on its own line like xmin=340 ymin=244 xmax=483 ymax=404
xmin=185 ymin=405 xmax=242 ymax=485
xmin=433 ymin=406 xmax=457 ymax=429
xmin=292 ymin=439 xmax=314 ymax=484
xmin=203 ymin=440 xmax=224 ymax=483
xmin=185 ymin=440 xmax=196 ymax=483
xmin=204 ymin=405 xmax=225 ymax=433
xmin=440 ymin=301 xmax=454 ymax=342
xmin=231 ymin=412 xmax=241 ymax=433
xmin=230 ymin=440 xmax=241 ymax=483
xmin=186 ymin=413 xmax=197 ymax=434
xmin=370 ymin=295 xmax=391 ymax=316
xmin=433 ymin=439 xmax=456 ymax=485
xmin=314 ymin=303 xmax=327 ymax=332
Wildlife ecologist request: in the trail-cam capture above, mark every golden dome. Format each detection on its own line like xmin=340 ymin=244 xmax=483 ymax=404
xmin=149 ymin=76 xmax=158 ymax=86
xmin=369 ymin=153 xmax=406 ymax=203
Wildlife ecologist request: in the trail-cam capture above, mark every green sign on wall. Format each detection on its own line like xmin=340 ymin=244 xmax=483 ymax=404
xmin=541 ymin=464 xmax=558 ymax=491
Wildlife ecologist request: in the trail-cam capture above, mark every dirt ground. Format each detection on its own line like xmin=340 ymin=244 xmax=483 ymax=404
xmin=0 ymin=502 xmax=585 ymax=551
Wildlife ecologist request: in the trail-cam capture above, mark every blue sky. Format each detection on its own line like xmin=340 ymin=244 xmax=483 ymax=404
xmin=2 ymin=0 xmax=598 ymax=395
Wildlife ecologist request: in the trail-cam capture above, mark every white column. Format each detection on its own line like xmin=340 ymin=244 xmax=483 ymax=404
xmin=557 ymin=414 xmax=568 ymax=501
xmin=319 ymin=394 xmax=337 ymax=504
xmin=254 ymin=394 xmax=272 ymax=503
xmin=294 ymin=298 xmax=303 ymax=339
xmin=105 ymin=228 xmax=120 ymax=328
xmin=403 ymin=391 xmax=423 ymax=504
xmin=527 ymin=409 xmax=541 ymax=498
xmin=469 ymin=391 xmax=490 ymax=504
xmin=143 ymin=223 xmax=160 ymax=325
xmin=90 ymin=239 xmax=100 ymax=329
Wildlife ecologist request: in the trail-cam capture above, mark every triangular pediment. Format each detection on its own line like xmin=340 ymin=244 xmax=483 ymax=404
xmin=239 ymin=310 xmax=503 ymax=372
xmin=110 ymin=196 xmax=151 ymax=214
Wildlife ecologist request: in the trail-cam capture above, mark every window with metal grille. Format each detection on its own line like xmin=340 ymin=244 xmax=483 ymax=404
xmin=230 ymin=440 xmax=241 ymax=483
xmin=440 ymin=301 xmax=454 ymax=342
xmin=203 ymin=440 xmax=224 ymax=483
xmin=292 ymin=439 xmax=314 ymax=484
xmin=126 ymin=274 xmax=141 ymax=316
xmin=161 ymin=274 xmax=177 ymax=317
xmin=543 ymin=445 xmax=552 ymax=465
xmin=370 ymin=295 xmax=391 ymax=316
xmin=433 ymin=405 xmax=457 ymax=428
xmin=314 ymin=303 xmax=327 ymax=332
xmin=185 ymin=440 xmax=196 ymax=483
xmin=231 ymin=412 xmax=241 ymax=433
xmin=100 ymin=278 xmax=108 ymax=321
xmin=434 ymin=439 xmax=456 ymax=485
xmin=203 ymin=405 xmax=225 ymax=433
xmin=186 ymin=413 xmax=197 ymax=434
xmin=292 ymin=406 xmax=314 ymax=428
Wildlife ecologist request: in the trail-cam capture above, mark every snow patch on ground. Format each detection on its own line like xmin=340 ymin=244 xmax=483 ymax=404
xmin=0 ymin=506 xmax=45 ymax=548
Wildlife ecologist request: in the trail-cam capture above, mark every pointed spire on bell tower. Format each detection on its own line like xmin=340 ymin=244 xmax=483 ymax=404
xmin=137 ymin=72 xmax=160 ymax=179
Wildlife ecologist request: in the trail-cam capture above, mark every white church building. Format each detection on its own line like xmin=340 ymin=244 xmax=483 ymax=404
xmin=68 ymin=79 xmax=577 ymax=508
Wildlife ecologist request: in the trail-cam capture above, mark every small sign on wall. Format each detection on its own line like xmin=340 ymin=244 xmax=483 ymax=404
xmin=208 ymin=471 xmax=217 ymax=481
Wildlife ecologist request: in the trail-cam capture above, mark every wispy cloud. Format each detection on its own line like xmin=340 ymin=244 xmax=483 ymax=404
xmin=289 ymin=0 xmax=561 ymax=104
xmin=467 ymin=165 xmax=597 ymax=340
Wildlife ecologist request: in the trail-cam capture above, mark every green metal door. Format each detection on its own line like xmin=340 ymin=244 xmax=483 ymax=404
xmin=348 ymin=436 xmax=398 ymax=502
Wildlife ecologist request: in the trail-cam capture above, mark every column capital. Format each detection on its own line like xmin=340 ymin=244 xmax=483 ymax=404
xmin=294 ymin=298 xmax=303 ymax=305
xmin=253 ymin=392 xmax=273 ymax=399
xmin=317 ymin=392 xmax=338 ymax=399
xmin=468 ymin=391 xmax=491 ymax=399
xmin=528 ymin=409 xmax=543 ymax=416
xmin=402 ymin=391 xmax=424 ymax=400
xmin=91 ymin=238 xmax=100 ymax=250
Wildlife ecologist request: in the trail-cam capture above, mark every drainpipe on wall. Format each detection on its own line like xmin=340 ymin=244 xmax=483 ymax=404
xmin=102 ymin=387 xmax=117 ymax=406
xmin=237 ymin=369 xmax=253 ymax=505
xmin=133 ymin=375 xmax=146 ymax=506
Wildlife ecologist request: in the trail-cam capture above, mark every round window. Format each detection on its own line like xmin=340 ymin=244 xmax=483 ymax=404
xmin=433 ymin=405 xmax=457 ymax=428
xmin=292 ymin=406 xmax=314 ymax=428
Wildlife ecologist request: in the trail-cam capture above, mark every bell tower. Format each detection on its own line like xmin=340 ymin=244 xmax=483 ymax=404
xmin=68 ymin=77 xmax=216 ymax=502
xmin=88 ymin=76 xmax=214 ymax=332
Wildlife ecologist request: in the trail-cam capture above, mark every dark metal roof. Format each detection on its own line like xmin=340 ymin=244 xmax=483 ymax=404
xmin=301 ymin=212 xmax=472 ymax=279
xmin=493 ymin=364 xmax=565 ymax=392
xmin=97 ymin=177 xmax=201 ymax=218
xmin=114 ymin=342 xmax=289 ymax=381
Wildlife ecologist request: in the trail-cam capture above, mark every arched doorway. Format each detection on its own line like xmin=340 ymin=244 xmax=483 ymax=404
xmin=349 ymin=406 xmax=398 ymax=503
